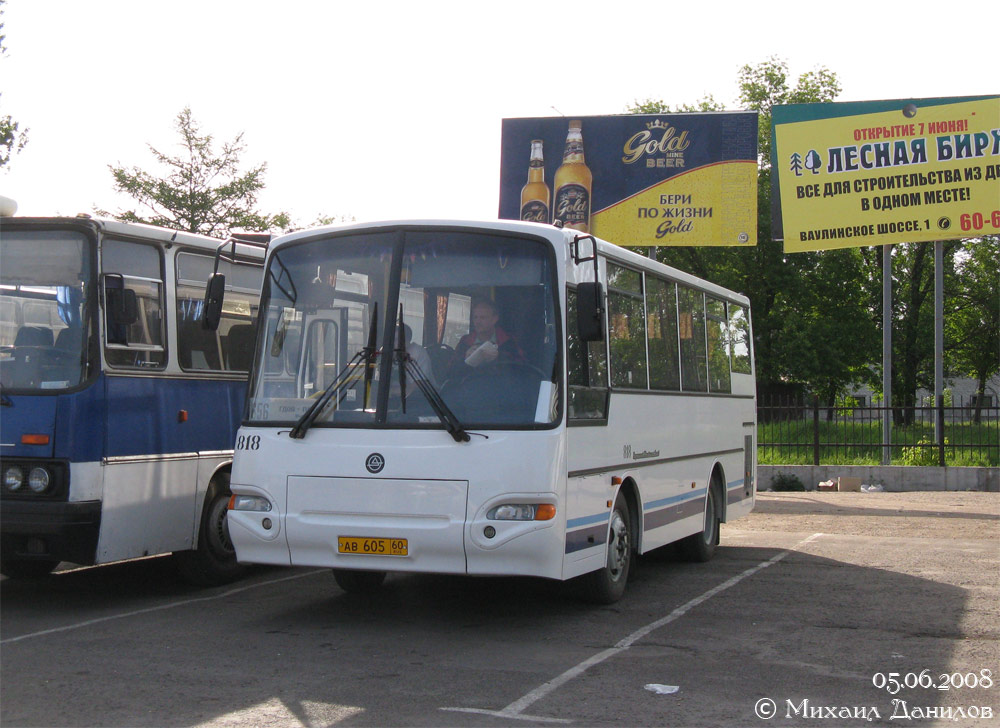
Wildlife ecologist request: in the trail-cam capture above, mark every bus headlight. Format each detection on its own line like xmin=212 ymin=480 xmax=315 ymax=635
xmin=487 ymin=504 xmax=556 ymax=521
xmin=28 ymin=467 xmax=51 ymax=493
xmin=4 ymin=466 xmax=25 ymax=492
xmin=228 ymin=494 xmax=272 ymax=512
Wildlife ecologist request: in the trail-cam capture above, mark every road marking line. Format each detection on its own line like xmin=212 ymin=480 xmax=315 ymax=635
xmin=1 ymin=570 xmax=323 ymax=645
xmin=442 ymin=532 xmax=824 ymax=723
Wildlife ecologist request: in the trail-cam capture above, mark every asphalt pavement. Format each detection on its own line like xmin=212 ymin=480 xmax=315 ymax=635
xmin=2 ymin=491 xmax=997 ymax=727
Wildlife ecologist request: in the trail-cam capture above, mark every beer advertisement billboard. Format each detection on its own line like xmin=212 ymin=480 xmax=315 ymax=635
xmin=772 ymin=95 xmax=1000 ymax=253
xmin=499 ymin=113 xmax=758 ymax=247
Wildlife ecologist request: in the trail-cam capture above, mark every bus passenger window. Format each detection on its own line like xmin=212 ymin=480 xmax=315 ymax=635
xmin=175 ymin=252 xmax=262 ymax=372
xmin=729 ymin=304 xmax=752 ymax=374
xmin=706 ymin=297 xmax=731 ymax=393
xmin=607 ymin=264 xmax=646 ymax=390
xmin=646 ymin=277 xmax=680 ymax=391
xmin=678 ymin=285 xmax=707 ymax=392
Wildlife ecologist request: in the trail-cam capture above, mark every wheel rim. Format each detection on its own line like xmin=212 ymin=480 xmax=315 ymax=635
xmin=607 ymin=509 xmax=630 ymax=582
xmin=207 ymin=496 xmax=236 ymax=557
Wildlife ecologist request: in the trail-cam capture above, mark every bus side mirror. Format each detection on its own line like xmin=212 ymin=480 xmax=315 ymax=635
xmin=202 ymin=273 xmax=226 ymax=331
xmin=105 ymin=275 xmax=138 ymax=326
xmin=576 ymin=282 xmax=604 ymax=342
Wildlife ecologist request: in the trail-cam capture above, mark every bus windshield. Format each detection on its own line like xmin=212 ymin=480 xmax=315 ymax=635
xmin=0 ymin=230 xmax=92 ymax=391
xmin=246 ymin=228 xmax=561 ymax=430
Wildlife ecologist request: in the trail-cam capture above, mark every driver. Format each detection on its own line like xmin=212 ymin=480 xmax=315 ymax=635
xmin=454 ymin=298 xmax=524 ymax=369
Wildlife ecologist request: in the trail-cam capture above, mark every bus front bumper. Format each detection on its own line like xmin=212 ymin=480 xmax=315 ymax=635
xmin=0 ymin=499 xmax=102 ymax=565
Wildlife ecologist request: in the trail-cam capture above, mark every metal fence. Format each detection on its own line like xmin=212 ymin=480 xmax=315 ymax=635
xmin=757 ymin=395 xmax=1000 ymax=466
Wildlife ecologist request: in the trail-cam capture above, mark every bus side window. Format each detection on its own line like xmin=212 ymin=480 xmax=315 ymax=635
xmin=678 ymin=285 xmax=707 ymax=392
xmin=102 ymin=239 xmax=166 ymax=369
xmin=729 ymin=303 xmax=752 ymax=374
xmin=647 ymin=277 xmax=680 ymax=391
xmin=706 ymin=297 xmax=731 ymax=393
xmin=606 ymin=263 xmax=647 ymax=390
xmin=175 ymin=252 xmax=262 ymax=373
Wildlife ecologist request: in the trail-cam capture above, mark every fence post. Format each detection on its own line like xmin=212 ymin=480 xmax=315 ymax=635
xmin=938 ymin=394 xmax=946 ymax=467
xmin=813 ymin=396 xmax=820 ymax=466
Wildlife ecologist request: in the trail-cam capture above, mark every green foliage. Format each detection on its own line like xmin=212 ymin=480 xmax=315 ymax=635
xmin=759 ymin=417 xmax=996 ymax=467
xmin=770 ymin=472 xmax=806 ymax=491
xmin=0 ymin=104 xmax=27 ymax=169
xmin=899 ymin=437 xmax=947 ymax=466
xmin=0 ymin=0 xmax=29 ymax=170
xmin=100 ymin=107 xmax=289 ymax=237
xmin=944 ymin=237 xmax=1000 ymax=419
xmin=627 ymin=95 xmax=724 ymax=114
xmin=921 ymin=389 xmax=953 ymax=408
xmin=311 ymin=213 xmax=357 ymax=227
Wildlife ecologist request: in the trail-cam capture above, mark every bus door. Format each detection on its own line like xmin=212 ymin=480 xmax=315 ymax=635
xmin=100 ymin=238 xmax=196 ymax=561
xmin=297 ymin=309 xmax=349 ymax=405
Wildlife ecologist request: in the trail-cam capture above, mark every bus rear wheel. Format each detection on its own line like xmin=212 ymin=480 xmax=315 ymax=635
xmin=581 ymin=492 xmax=632 ymax=604
xmin=332 ymin=569 xmax=387 ymax=594
xmin=174 ymin=478 xmax=246 ymax=587
xmin=679 ymin=481 xmax=719 ymax=562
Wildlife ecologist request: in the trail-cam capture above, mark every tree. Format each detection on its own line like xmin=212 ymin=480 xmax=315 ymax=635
xmin=0 ymin=0 xmax=29 ymax=170
xmin=626 ymin=58 xmax=875 ymax=401
xmin=102 ymin=107 xmax=289 ymax=237
xmin=944 ymin=237 xmax=1000 ymax=423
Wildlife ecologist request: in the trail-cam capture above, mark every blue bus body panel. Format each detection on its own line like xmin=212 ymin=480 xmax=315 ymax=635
xmin=2 ymin=374 xmax=245 ymax=464
xmin=104 ymin=374 xmax=244 ymax=457
xmin=1 ymin=395 xmax=58 ymax=459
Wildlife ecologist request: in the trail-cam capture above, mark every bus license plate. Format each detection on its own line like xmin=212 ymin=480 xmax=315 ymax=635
xmin=338 ymin=537 xmax=408 ymax=557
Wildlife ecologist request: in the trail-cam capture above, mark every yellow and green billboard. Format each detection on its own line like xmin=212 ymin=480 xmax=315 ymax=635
xmin=773 ymin=96 xmax=1000 ymax=252
xmin=499 ymin=113 xmax=758 ymax=247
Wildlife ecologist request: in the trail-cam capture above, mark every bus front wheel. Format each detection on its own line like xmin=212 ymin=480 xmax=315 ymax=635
xmin=174 ymin=477 xmax=246 ymax=587
xmin=0 ymin=558 xmax=59 ymax=579
xmin=581 ymin=492 xmax=632 ymax=604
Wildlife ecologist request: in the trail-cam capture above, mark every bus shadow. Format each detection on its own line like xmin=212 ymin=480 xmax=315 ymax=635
xmin=0 ymin=556 xmax=290 ymax=637
xmin=0 ymin=544 xmax=983 ymax=727
xmin=237 ymin=544 xmax=976 ymax=727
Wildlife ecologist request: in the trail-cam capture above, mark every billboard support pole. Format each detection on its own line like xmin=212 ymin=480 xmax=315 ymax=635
xmin=882 ymin=244 xmax=893 ymax=465
xmin=934 ymin=240 xmax=944 ymax=451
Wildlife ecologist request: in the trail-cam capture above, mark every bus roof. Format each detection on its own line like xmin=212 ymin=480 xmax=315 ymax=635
xmin=267 ymin=219 xmax=749 ymax=307
xmin=3 ymin=216 xmax=268 ymax=263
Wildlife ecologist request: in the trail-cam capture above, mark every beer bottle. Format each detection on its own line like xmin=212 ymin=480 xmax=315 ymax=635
xmin=552 ymin=120 xmax=592 ymax=232
xmin=520 ymin=139 xmax=550 ymax=223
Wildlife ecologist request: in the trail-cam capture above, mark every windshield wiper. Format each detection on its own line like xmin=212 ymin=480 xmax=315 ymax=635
xmin=395 ymin=307 xmax=470 ymax=443
xmin=289 ymin=303 xmax=379 ymax=439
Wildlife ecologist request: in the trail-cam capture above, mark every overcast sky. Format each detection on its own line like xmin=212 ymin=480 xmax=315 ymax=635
xmin=2 ymin=0 xmax=997 ymax=226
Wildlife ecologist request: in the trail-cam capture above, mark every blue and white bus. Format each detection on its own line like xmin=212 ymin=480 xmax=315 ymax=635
xmin=1 ymin=216 xmax=265 ymax=583
xmin=221 ymin=219 xmax=756 ymax=602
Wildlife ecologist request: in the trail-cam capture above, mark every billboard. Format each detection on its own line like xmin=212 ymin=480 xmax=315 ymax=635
xmin=499 ymin=113 xmax=758 ymax=247
xmin=773 ymin=95 xmax=1000 ymax=252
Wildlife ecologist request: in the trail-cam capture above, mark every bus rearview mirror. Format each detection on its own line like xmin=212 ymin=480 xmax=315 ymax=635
xmin=576 ymin=282 xmax=604 ymax=342
xmin=105 ymin=275 xmax=138 ymax=327
xmin=202 ymin=273 xmax=226 ymax=331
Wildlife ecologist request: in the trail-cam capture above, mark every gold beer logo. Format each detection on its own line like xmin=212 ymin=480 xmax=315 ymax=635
xmin=521 ymin=200 xmax=549 ymax=222
xmin=554 ymin=184 xmax=589 ymax=223
xmin=622 ymin=120 xmax=692 ymax=166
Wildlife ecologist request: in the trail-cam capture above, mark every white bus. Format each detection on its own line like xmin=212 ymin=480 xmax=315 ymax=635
xmin=1 ymin=216 xmax=265 ymax=584
xmin=222 ymin=219 xmax=755 ymax=602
